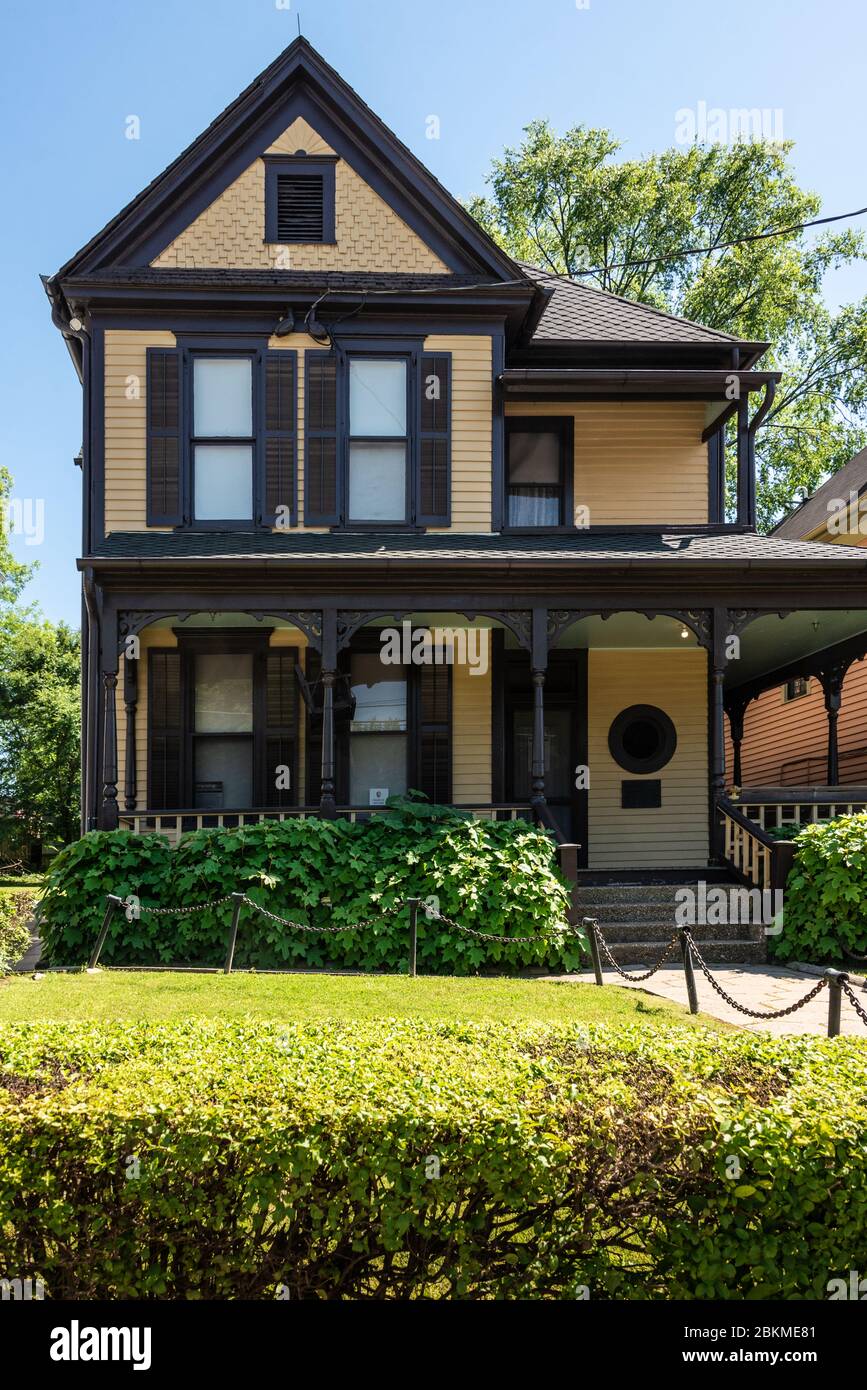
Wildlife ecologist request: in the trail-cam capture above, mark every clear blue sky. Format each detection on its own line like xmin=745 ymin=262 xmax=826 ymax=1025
xmin=3 ymin=0 xmax=866 ymax=625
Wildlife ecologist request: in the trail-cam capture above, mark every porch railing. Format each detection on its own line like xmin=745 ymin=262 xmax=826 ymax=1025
xmin=718 ymin=796 xmax=797 ymax=892
xmin=730 ymin=786 xmax=867 ymax=834
xmin=117 ymin=803 xmax=534 ymax=843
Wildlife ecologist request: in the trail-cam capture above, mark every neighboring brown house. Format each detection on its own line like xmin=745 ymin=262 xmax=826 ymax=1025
xmin=41 ymin=38 xmax=867 ymax=957
xmin=728 ymin=446 xmax=867 ymax=793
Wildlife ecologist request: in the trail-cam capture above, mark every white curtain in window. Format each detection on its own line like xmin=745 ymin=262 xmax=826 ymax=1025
xmin=193 ymin=358 xmax=252 ymax=437
xmin=349 ymin=442 xmax=406 ymax=520
xmin=349 ymin=360 xmax=406 ymax=435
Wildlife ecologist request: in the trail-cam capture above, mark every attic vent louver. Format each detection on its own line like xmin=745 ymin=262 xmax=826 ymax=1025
xmin=276 ymin=173 xmax=324 ymax=242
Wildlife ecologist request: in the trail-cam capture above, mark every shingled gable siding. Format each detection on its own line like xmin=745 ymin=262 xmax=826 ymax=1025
xmin=116 ymin=625 xmax=311 ymax=813
xmin=504 ymin=401 xmax=708 ymax=526
xmin=587 ymin=649 xmax=709 ymax=869
xmin=105 ymin=330 xmax=177 ymax=534
xmin=151 ymin=116 xmax=449 ymax=274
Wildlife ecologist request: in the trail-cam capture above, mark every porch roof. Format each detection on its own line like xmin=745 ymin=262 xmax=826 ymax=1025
xmin=85 ymin=529 xmax=867 ymax=569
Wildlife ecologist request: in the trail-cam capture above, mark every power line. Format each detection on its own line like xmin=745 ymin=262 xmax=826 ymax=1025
xmin=564 ymin=204 xmax=867 ymax=278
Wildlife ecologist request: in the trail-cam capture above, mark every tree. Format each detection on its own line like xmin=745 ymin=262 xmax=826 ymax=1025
xmin=468 ymin=122 xmax=867 ymax=527
xmin=0 ymin=470 xmax=80 ymax=859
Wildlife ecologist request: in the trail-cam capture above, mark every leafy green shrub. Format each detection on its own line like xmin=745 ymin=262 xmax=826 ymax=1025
xmin=772 ymin=812 xmax=867 ymax=962
xmin=0 ymin=890 xmax=33 ymax=973
xmin=1 ymin=1019 xmax=865 ymax=1299
xmin=38 ymin=800 xmax=578 ymax=973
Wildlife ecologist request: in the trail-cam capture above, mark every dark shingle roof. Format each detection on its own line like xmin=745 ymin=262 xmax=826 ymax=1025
xmin=88 ymin=530 xmax=867 ymax=567
xmin=772 ymin=447 xmax=867 ymax=540
xmin=521 ymin=263 xmax=748 ymax=346
xmin=64 ymin=269 xmax=498 ymax=292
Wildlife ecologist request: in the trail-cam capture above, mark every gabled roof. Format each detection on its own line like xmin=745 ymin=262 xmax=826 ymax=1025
xmin=51 ymin=38 xmax=526 ymax=285
xmin=520 ymin=263 xmax=766 ymax=353
xmin=772 ymin=446 xmax=867 ymax=540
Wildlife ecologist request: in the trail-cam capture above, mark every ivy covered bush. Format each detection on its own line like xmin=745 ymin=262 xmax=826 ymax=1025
xmin=772 ymin=812 xmax=867 ymax=963
xmin=2 ymin=1019 xmax=866 ymax=1299
xmin=37 ymin=798 xmax=578 ymax=973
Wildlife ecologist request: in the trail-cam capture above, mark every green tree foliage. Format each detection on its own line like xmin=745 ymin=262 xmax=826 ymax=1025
xmin=0 ymin=608 xmax=81 ymax=856
xmin=0 ymin=466 xmax=32 ymax=603
xmin=468 ymin=122 xmax=867 ymax=527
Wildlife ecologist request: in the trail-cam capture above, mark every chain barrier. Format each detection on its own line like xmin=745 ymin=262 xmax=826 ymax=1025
xmin=841 ymin=980 xmax=867 ymax=1029
xmin=686 ymin=933 xmax=830 ymax=1021
xmin=587 ymin=915 xmax=867 ymax=1034
xmin=591 ymin=921 xmax=682 ymax=982
xmin=422 ymin=903 xmax=568 ymax=946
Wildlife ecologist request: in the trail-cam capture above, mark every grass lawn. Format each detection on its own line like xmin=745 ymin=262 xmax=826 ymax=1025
xmin=0 ymin=967 xmax=730 ymax=1029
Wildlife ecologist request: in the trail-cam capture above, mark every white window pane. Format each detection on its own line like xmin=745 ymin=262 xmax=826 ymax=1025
xmin=350 ymin=360 xmax=406 ymax=436
xmin=508 ymin=490 xmax=561 ymax=527
xmin=349 ymin=442 xmax=405 ymax=520
xmin=351 ymin=653 xmax=407 ymax=731
xmin=508 ymin=432 xmax=561 ymax=484
xmin=194 ymin=358 xmax=252 ymax=437
xmin=194 ymin=738 xmax=253 ymax=808
xmin=195 ymin=654 xmax=253 ymax=732
xmin=349 ymin=734 xmax=408 ymax=805
xmin=194 ymin=444 xmax=253 ymax=520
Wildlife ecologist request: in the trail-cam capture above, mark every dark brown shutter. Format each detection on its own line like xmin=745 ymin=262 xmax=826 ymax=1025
xmin=263 ymin=351 xmax=296 ymax=526
xmin=417 ymin=663 xmax=451 ymax=805
xmin=148 ymin=649 xmax=182 ymax=810
xmin=146 ymin=349 xmax=183 ymax=525
xmin=264 ymin=649 xmax=298 ymax=807
xmin=304 ymin=351 xmax=339 ymax=525
xmin=418 ymin=354 xmax=451 ymax=526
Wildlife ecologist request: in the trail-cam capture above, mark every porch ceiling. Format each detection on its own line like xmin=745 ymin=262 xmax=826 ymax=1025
xmin=726 ymin=609 xmax=867 ymax=688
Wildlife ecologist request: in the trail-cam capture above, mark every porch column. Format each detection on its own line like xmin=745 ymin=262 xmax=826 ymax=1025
xmin=735 ymin=395 xmax=752 ymax=528
xmin=100 ymin=669 xmax=119 ymax=830
xmin=123 ymin=651 xmax=138 ymax=813
xmin=319 ymin=609 xmax=337 ymax=817
xmin=710 ymin=609 xmax=728 ymax=860
xmin=819 ymin=662 xmax=850 ymax=787
xmin=726 ymin=696 xmax=749 ymax=787
xmin=530 ymin=607 xmax=548 ymax=813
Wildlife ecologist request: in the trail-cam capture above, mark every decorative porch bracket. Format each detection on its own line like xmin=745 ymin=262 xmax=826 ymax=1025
xmin=116 ymin=608 xmax=324 ymax=653
xmin=819 ymin=658 xmax=859 ymax=786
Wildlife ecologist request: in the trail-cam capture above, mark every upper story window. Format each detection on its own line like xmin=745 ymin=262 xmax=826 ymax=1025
xmin=192 ymin=355 xmax=255 ymax=522
xmin=348 ymin=357 xmax=410 ymax=523
xmin=504 ymin=417 xmax=573 ymax=530
xmin=264 ymin=155 xmax=337 ymax=244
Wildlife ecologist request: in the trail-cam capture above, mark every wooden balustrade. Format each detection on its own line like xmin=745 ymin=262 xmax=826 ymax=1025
xmin=117 ymin=803 xmax=532 ymax=845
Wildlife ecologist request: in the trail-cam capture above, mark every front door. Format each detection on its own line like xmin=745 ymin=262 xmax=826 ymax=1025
xmin=499 ymin=649 xmax=588 ymax=860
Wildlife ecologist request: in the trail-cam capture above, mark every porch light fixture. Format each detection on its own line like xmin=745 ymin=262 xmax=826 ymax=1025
xmin=305 ymin=309 xmax=332 ymax=345
xmin=680 ymin=627 xmax=689 ymax=639
xmin=273 ymin=308 xmax=296 ymax=337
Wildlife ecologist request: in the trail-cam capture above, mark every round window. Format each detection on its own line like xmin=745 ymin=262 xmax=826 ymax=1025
xmin=608 ymin=705 xmax=677 ymax=774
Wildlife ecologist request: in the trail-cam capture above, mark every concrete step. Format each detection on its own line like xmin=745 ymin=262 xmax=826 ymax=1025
xmin=600 ymin=939 xmax=767 ymax=967
xmin=578 ymin=883 xmax=702 ymax=904
xmin=591 ymin=919 xmax=760 ymax=944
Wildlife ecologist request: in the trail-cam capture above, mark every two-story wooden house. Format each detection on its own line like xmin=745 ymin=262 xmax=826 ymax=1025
xmin=45 ymin=39 xmax=867 ymax=959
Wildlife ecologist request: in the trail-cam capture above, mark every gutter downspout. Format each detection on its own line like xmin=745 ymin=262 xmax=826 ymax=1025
xmin=745 ymin=379 xmax=776 ymax=531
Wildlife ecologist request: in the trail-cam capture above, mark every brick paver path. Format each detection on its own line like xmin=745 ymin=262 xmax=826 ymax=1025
xmin=543 ymin=963 xmax=867 ymax=1036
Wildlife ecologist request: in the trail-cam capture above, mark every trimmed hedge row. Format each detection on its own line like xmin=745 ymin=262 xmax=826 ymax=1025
xmin=1 ymin=1019 xmax=866 ymax=1299
xmin=37 ymin=799 xmax=578 ymax=973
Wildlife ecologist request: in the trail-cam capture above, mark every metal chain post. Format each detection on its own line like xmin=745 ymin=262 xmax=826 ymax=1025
xmin=679 ymin=927 xmax=700 ymax=1015
xmin=87 ymin=894 xmax=124 ymax=970
xmin=583 ymin=917 xmax=604 ymax=986
xmin=223 ymin=892 xmax=246 ymax=975
xmin=407 ymin=898 xmax=419 ymax=977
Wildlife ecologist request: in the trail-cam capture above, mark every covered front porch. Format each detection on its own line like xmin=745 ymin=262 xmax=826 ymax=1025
xmin=85 ymin=579 xmax=867 ymax=882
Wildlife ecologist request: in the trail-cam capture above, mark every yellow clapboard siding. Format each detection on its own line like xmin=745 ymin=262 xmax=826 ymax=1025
xmin=733 ymin=663 xmax=867 ymax=786
xmin=425 ymin=334 xmax=492 ymax=533
xmin=587 ymin=649 xmax=709 ymax=869
xmin=451 ymin=662 xmax=492 ymax=802
xmin=104 ymin=329 xmax=176 ymax=534
xmin=505 ymin=401 xmax=708 ymax=525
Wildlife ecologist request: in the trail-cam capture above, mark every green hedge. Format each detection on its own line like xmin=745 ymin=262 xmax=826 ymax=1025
xmin=773 ymin=813 xmax=867 ymax=962
xmin=1 ymin=1019 xmax=866 ymax=1299
xmin=37 ymin=798 xmax=579 ymax=973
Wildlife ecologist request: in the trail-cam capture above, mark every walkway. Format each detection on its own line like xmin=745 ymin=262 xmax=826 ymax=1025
xmin=545 ymin=962 xmax=867 ymax=1036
